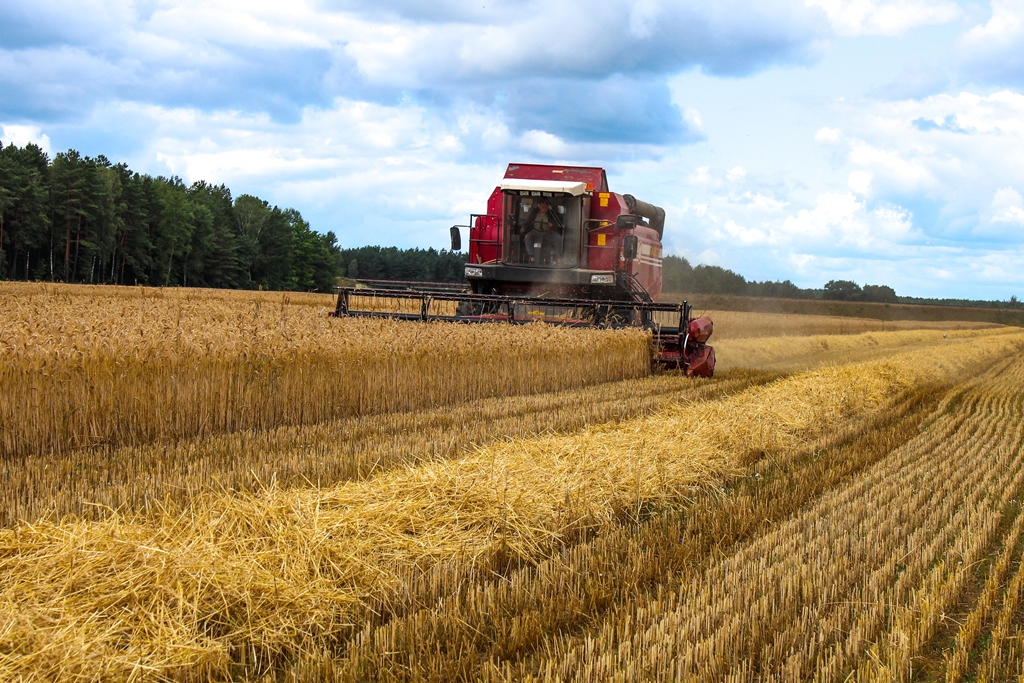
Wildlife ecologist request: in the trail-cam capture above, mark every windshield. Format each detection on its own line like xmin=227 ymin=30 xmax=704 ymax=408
xmin=502 ymin=192 xmax=581 ymax=267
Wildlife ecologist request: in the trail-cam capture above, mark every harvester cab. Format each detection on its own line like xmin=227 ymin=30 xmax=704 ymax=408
xmin=458 ymin=164 xmax=666 ymax=303
xmin=333 ymin=163 xmax=715 ymax=377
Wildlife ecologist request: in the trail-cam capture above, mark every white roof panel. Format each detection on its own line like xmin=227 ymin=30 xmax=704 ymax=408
xmin=500 ymin=178 xmax=589 ymax=196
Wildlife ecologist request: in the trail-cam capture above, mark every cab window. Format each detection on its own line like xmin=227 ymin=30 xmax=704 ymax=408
xmin=502 ymin=192 xmax=580 ymax=267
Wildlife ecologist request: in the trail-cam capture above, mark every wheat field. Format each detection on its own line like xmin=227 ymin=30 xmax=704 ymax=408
xmin=0 ymin=283 xmax=650 ymax=459
xmin=2 ymin=283 xmax=1024 ymax=682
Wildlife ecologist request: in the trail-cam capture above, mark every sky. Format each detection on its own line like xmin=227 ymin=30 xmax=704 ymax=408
xmin=2 ymin=0 xmax=1024 ymax=299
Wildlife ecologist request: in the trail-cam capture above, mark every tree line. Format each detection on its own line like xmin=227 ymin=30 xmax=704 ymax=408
xmin=663 ymin=255 xmax=1020 ymax=308
xmin=663 ymin=254 xmax=914 ymax=303
xmin=662 ymin=256 xmax=865 ymax=299
xmin=0 ymin=142 xmax=342 ymax=291
xmin=339 ymin=246 xmax=466 ymax=282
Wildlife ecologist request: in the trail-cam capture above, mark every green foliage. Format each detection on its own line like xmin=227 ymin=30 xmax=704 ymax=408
xmin=823 ymin=280 xmax=898 ymax=303
xmin=337 ymin=246 xmax=467 ymax=281
xmin=823 ymin=279 xmax=863 ymax=301
xmin=0 ymin=142 xmax=50 ymax=279
xmin=664 ymin=255 xmax=817 ymax=299
xmin=0 ymin=141 xmax=343 ymax=292
xmin=863 ymin=284 xmax=897 ymax=303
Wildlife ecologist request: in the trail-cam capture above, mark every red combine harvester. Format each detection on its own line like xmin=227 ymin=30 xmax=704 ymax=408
xmin=332 ymin=163 xmax=715 ymax=376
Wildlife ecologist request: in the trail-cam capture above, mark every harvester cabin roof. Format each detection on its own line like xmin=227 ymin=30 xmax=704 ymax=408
xmin=499 ymin=178 xmax=588 ymax=196
xmin=503 ymin=163 xmax=609 ymax=193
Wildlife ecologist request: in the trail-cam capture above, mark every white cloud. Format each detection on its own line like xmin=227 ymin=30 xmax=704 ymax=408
xmin=142 ymin=0 xmax=338 ymax=51
xmin=957 ymin=0 xmax=1024 ymax=84
xmin=88 ymin=98 xmax=514 ymax=247
xmin=698 ymin=249 xmax=722 ymax=265
xmin=4 ymin=1 xmax=760 ymax=146
xmin=825 ymin=91 xmax=1024 ymax=234
xmin=519 ymin=130 xmax=569 ymax=158
xmin=749 ymin=191 xmax=917 ymax=254
xmin=682 ymin=106 xmax=704 ymax=132
xmin=662 ymin=85 xmax=1024 ymax=295
xmin=742 ymin=192 xmax=789 ymax=212
xmin=989 ymin=187 xmax=1024 ymax=225
xmin=339 ymin=1 xmax=827 ymax=85
xmin=0 ymin=124 xmax=51 ymax=153
xmin=789 ymin=253 xmax=815 ymax=269
xmin=779 ymin=192 xmax=914 ymax=250
xmin=807 ymin=0 xmax=959 ymax=36
xmin=848 ymin=170 xmax=873 ymax=195
xmin=815 ymin=126 xmax=842 ymax=143
xmin=726 ymin=166 xmax=747 ymax=182
xmin=719 ymin=219 xmax=770 ymax=245
xmin=689 ymin=166 xmax=713 ymax=185
xmin=847 ymin=140 xmax=938 ymax=194
xmin=961 ymin=1 xmax=1022 ymax=45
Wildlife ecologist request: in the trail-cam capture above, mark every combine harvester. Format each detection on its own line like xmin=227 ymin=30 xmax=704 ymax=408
xmin=332 ymin=163 xmax=715 ymax=376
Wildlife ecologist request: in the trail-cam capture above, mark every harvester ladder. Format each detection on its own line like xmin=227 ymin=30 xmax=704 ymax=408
xmin=616 ymin=271 xmax=653 ymax=304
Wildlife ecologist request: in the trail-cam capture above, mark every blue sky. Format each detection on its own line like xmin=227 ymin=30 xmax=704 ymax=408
xmin=2 ymin=0 xmax=1024 ymax=299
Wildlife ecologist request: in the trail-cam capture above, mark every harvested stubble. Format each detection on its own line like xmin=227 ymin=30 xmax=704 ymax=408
xmin=0 ymin=284 xmax=650 ymax=458
xmin=1 ymin=330 xmax=1022 ymax=681
xmin=973 ymin=519 xmax=1024 ymax=681
xmin=940 ymin=505 xmax=1024 ymax=682
xmin=518 ymin=348 xmax=1024 ymax=682
xmin=337 ymin=382 xmax=949 ymax=683
xmin=699 ymin=309 xmax=1001 ymax=340
xmin=713 ymin=326 xmax=1023 ymax=372
xmin=0 ymin=369 xmax=778 ymax=526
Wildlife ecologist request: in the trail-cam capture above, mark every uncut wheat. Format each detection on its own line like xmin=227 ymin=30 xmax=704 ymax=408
xmin=0 ymin=285 xmax=650 ymax=459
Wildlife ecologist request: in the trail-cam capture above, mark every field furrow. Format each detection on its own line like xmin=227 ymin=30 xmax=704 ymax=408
xmin=940 ymin=503 xmax=1024 ymax=681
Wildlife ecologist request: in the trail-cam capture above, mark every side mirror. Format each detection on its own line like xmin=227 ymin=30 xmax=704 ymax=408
xmin=450 ymin=226 xmax=462 ymax=252
xmin=616 ymin=214 xmax=638 ymax=230
xmin=622 ymin=234 xmax=639 ymax=260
